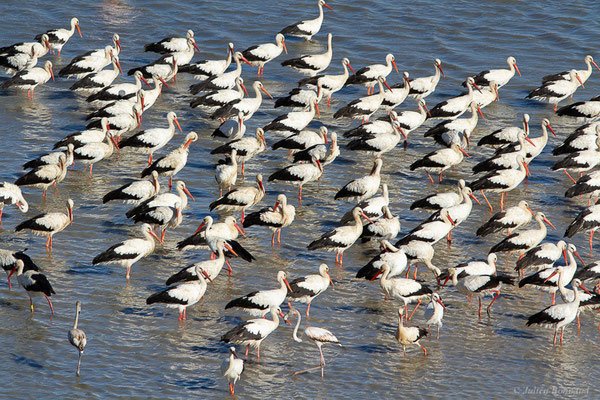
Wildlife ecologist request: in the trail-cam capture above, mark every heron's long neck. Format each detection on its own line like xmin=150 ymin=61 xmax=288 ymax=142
xmin=73 ymin=307 xmax=80 ymax=329
xmin=292 ymin=313 xmax=302 ymax=342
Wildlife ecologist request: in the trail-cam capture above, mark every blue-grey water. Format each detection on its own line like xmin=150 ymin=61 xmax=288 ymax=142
xmin=1 ymin=0 xmax=599 ymax=398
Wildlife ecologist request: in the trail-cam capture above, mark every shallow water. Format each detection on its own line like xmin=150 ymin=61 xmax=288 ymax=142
xmin=1 ymin=0 xmax=600 ymax=398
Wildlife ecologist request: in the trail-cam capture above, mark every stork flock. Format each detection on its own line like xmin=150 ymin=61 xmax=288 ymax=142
xmin=2 ymin=1 xmax=600 ymax=396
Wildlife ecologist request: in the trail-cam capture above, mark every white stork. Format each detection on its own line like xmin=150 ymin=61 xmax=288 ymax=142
xmin=345 ymin=53 xmax=398 ymax=94
xmin=280 ymin=0 xmax=334 ymax=40
xmin=281 ymin=33 xmax=333 ymax=76
xmin=189 ymin=52 xmax=251 ymax=93
xmin=340 ymin=183 xmax=389 ymax=223
xmin=14 ymin=153 xmax=67 ymax=197
xmin=333 ymin=77 xmax=392 ymax=122
xmin=0 ymin=182 xmax=28 ymax=223
xmin=298 ymin=58 xmax=355 ymax=107
xmin=93 ymin=223 xmax=160 ymax=279
xmin=360 ymin=205 xmax=400 ymax=242
xmin=120 ymin=111 xmax=182 ymax=165
xmin=382 ymin=72 xmax=411 ymax=112
xmin=241 ymin=33 xmax=287 ymax=76
xmin=144 ymin=29 xmax=194 ymax=53
xmin=126 ymin=180 xmax=194 ymax=219
xmin=554 ymin=125 xmax=600 ymax=157
xmin=515 ymin=240 xmax=570 ymax=273
xmin=424 ymin=102 xmax=483 ymax=149
xmin=440 ymin=253 xmax=498 ymax=287
xmin=335 ymin=159 xmax=383 ymax=202
xmin=272 ymin=126 xmax=327 ymax=154
xmin=542 ymin=55 xmax=600 ymax=85
xmin=170 ymin=36 xmax=201 ymax=66
xmin=410 ymin=179 xmax=466 ymax=212
xmin=221 ymin=306 xmax=285 ymax=360
xmin=69 ymin=55 xmax=123 ymax=95
xmin=211 ymin=128 xmax=267 ymax=175
xmin=58 ymin=45 xmax=115 ymax=79
xmin=489 ymin=212 xmax=555 ymax=256
xmin=243 ymin=193 xmax=296 ymax=246
xmin=68 ymin=300 xmax=87 ymax=377
xmin=307 ymin=207 xmax=373 ymax=264
xmin=472 ymin=132 xmax=535 ymax=175
xmin=470 ymin=155 xmax=529 ymax=211
xmin=103 ymin=171 xmax=160 ymax=205
xmin=408 ymin=59 xmax=444 ymax=100
xmin=396 ymin=307 xmax=428 ymax=356
xmin=146 ymin=269 xmax=211 ymax=321
xmin=394 ymin=99 xmax=430 ymax=142
xmin=190 ymin=77 xmax=248 ymax=112
xmin=527 ymin=70 xmax=584 ymax=111
xmin=73 ymin=131 xmax=119 ymax=176
xmin=274 ymin=84 xmax=323 ymax=110
xmin=212 ymin=80 xmax=273 ymax=121
xmin=395 ymin=209 xmax=455 ymax=246
xmin=179 ymin=43 xmax=234 ymax=81
xmin=356 ymin=239 xmax=407 ymax=281
xmin=476 ymin=200 xmax=535 ymax=236
xmin=424 ymin=293 xmax=446 ymax=340
xmin=0 ymin=60 xmax=54 ymax=99
xmin=427 ymin=76 xmax=481 ymax=120
xmin=286 ymin=264 xmax=332 ymax=317
xmin=55 ymin=118 xmax=110 ymax=150
xmin=141 ymin=132 xmax=198 ymax=189
xmin=210 ymin=174 xmax=266 ymax=223
xmin=478 ymin=113 xmax=529 ymax=147
xmin=0 ymin=47 xmax=38 ymax=75
xmin=15 ymin=259 xmax=55 ymax=314
xmin=565 ymin=169 xmax=600 ymax=205
xmin=34 ymin=17 xmax=82 ymax=56
xmin=343 ymin=111 xmax=397 ymax=138
xmin=225 ymin=271 xmax=293 ymax=317
xmin=447 ymin=268 xmax=514 ymax=317
xmin=268 ymin=157 xmax=323 ymax=202
xmin=472 ymin=81 xmax=500 ymax=109
xmin=552 ymin=136 xmax=600 ymax=184
xmin=215 ymin=150 xmax=238 ymax=196
xmin=0 ymin=34 xmax=50 ymax=67
xmin=564 ymin=203 xmax=600 ymax=253
xmin=346 ymin=117 xmax=403 ymax=155
xmin=292 ymin=132 xmax=339 ymax=167
xmin=167 ymin=241 xmax=236 ymax=283
xmin=127 ymin=54 xmax=177 ymax=84
xmin=221 ymin=347 xmax=244 ymax=396
xmin=468 ymin=56 xmax=520 ymax=88
xmin=398 ymin=240 xmax=440 ymax=281
xmin=263 ymin=95 xmax=319 ymax=135
xmin=86 ymin=70 xmax=149 ymax=105
xmin=15 ymin=199 xmax=74 ymax=252
xmin=131 ymin=201 xmax=183 ymax=243
xmin=410 ymin=143 xmax=469 ymax=184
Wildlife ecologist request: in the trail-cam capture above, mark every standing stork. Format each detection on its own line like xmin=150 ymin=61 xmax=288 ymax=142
xmin=424 ymin=102 xmax=483 ymax=149
xmin=424 ymin=293 xmax=446 ymax=340
xmin=189 ymin=52 xmax=251 ymax=93
xmin=263 ymin=95 xmax=320 ymax=136
xmin=15 ymin=199 xmax=74 ymax=252
xmin=280 ymin=0 xmax=334 ymax=40
xmin=179 ymin=43 xmax=234 ymax=81
xmin=86 ymin=70 xmax=149 ymax=105
xmin=34 ymin=17 xmax=82 ymax=56
xmin=410 ymin=143 xmax=469 ymax=184
xmin=0 ymin=33 xmax=50 ymax=62
xmin=215 ymin=150 xmax=238 ymax=196
xmin=0 ymin=249 xmax=38 ymax=290
xmin=341 ymin=183 xmax=389 ymax=223
xmin=146 ymin=270 xmax=211 ymax=321
xmin=144 ymin=30 xmax=194 ymax=54
xmin=527 ymin=70 xmax=584 ymax=111
xmin=167 ymin=241 xmax=236 ymax=283
xmin=0 ymin=182 xmax=28 ymax=223
xmin=221 ymin=347 xmax=244 ymax=396
xmin=515 ymin=240 xmax=572 ymax=273
xmin=298 ymin=58 xmax=355 ymax=107
xmin=225 ymin=271 xmax=293 ymax=317
xmin=241 ymin=33 xmax=287 ymax=76
xmin=268 ymin=157 xmax=323 ymax=202
xmin=396 ymin=308 xmax=428 ymax=356
xmin=467 ymin=56 xmax=521 ymax=88
xmin=93 ymin=223 xmax=160 ymax=279
xmin=346 ymin=116 xmax=403 ymax=155
xmin=286 ymin=263 xmax=332 ymax=317
xmin=360 ymin=205 xmax=401 ymax=242
xmin=73 ymin=131 xmax=119 ymax=176
xmin=14 ymin=153 xmax=67 ymax=197
xmin=427 ymin=77 xmax=481 ymax=120
xmin=281 ymin=33 xmax=333 ymax=76
xmin=211 ymin=81 xmax=273 ymax=121
xmin=333 ymin=77 xmax=392 ymax=122
xmin=476 ymin=200 xmax=535 ymax=236
xmin=564 ymin=203 xmax=600 ymax=253
xmin=102 ymin=171 xmax=160 ymax=205
xmin=382 ymin=72 xmax=411 ymax=113
xmin=408 ymin=59 xmax=444 ymax=100
xmin=395 ymin=209 xmax=455 ymax=247
xmin=190 ymin=77 xmax=248 ymax=112
xmin=69 ymin=55 xmax=123 ymax=95
xmin=210 ymin=174 xmax=265 ymax=223
xmin=0 ymin=60 xmax=54 ymax=99
xmin=345 ymin=53 xmax=398 ymax=94
xmin=68 ymin=301 xmax=87 ymax=376
xmin=15 ymin=259 xmax=55 ymax=314
xmin=221 ymin=306 xmax=285 ymax=360
xmin=478 ymin=114 xmax=530 ymax=147
xmin=126 ymin=180 xmax=194 ymax=220
xmin=489 ymin=212 xmax=555 ymax=257
xmin=542 ymin=55 xmax=600 ymax=85
xmin=557 ymin=95 xmax=600 ymax=120
xmin=526 ymin=279 xmax=588 ymax=345
xmin=356 ymin=240 xmax=408 ymax=281
xmin=58 ymin=45 xmax=115 ymax=79
xmin=288 ymin=308 xmax=341 ymax=377
xmin=447 ymin=268 xmax=514 ymax=317
xmin=141 ymin=132 xmax=198 ymax=190
xmin=410 ymin=179 xmax=466 ymax=212
xmin=211 ymin=128 xmax=267 ymax=175
xmin=307 ymin=207 xmax=373 ymax=264
xmin=243 ymin=193 xmax=296 ymax=246
xmin=439 ymin=253 xmax=498 ymax=287
xmin=335 ymin=159 xmax=383 ymax=202
xmin=552 ymin=137 xmax=600 ymax=184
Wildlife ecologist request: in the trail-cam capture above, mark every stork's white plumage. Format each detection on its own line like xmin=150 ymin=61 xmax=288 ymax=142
xmin=408 ymin=59 xmax=444 ymax=100
xmin=308 ymin=207 xmax=373 ymax=264
xmin=212 ymin=112 xmax=246 ymax=141
xmin=382 ymin=72 xmax=411 ymax=112
xmin=179 ymin=43 xmax=234 ymax=80
xmin=527 ymin=70 xmax=584 ymax=111
xmin=470 ymin=155 xmax=529 ymax=211
xmin=565 ymin=168 xmax=600 ymax=205
xmin=15 ymin=259 xmax=55 ymax=314
xmin=356 ymin=240 xmax=408 ymax=280
xmin=346 ymin=116 xmax=403 ymax=155
xmin=293 ymin=131 xmax=339 ymax=167
xmin=527 ymin=278 xmax=587 ymax=345
xmin=269 ymin=157 xmax=323 ymax=202
xmin=86 ymin=70 xmax=149 ymax=105
xmin=515 ymin=240 xmax=570 ymax=273
xmin=221 ymin=347 xmax=244 ymax=396
xmin=167 ymin=241 xmax=235 ymax=283
xmin=0 ymin=182 xmax=28 ymax=223
xmin=93 ymin=223 xmax=160 ymax=279
xmin=69 ymin=55 xmax=123 ymax=95
xmin=542 ymin=55 xmax=600 ymax=85
xmin=447 ymin=268 xmax=514 ymax=317
xmin=476 ymin=200 xmax=535 ymax=236
xmin=211 ymin=128 xmax=267 ymax=175
xmin=211 ymin=80 xmax=273 ymax=121
xmin=55 ymin=118 xmax=110 ymax=150
xmin=120 ymin=111 xmax=183 ymax=165
xmin=489 ymin=212 xmax=555 ymax=256
xmin=345 ymin=53 xmax=398 ymax=94
xmin=394 ymin=99 xmax=429 ymax=140
xmin=280 ymin=0 xmax=334 ymax=40
xmin=128 ymin=54 xmax=177 ymax=85
xmin=343 ymin=111 xmax=397 ymax=138
xmin=335 ymin=159 xmax=382 ymax=202
xmin=272 ymin=126 xmax=327 ymax=154
xmin=334 ymin=77 xmax=391 ymax=122
xmin=564 ymin=203 xmax=600 ymax=253
xmin=424 ymin=102 xmax=482 ymax=149
xmin=281 ymin=33 xmax=333 ymax=76
xmin=264 ymin=95 xmax=319 ymax=135
xmin=424 ymin=293 xmax=446 ymax=340
xmin=242 ymin=33 xmax=287 ymax=76
xmin=14 ymin=153 xmax=67 ymax=197
xmin=440 ymin=253 xmax=497 ymax=287
xmin=473 ymin=132 xmax=533 ymax=175
xmin=468 ymin=56 xmax=520 ymax=88
xmin=286 ymin=263 xmax=331 ymax=317
xmin=557 ymin=95 xmax=600 ymax=120
xmin=427 ymin=76 xmax=481 ymax=120
xmin=0 ymin=34 xmax=50 ymax=70
xmin=126 ymin=180 xmax=194 ymax=219
xmin=215 ymin=150 xmax=238 ymax=196
xmin=132 ymin=201 xmax=183 ymax=243
xmin=0 ymin=250 xmax=38 ymax=290
xmin=34 ymin=17 xmax=82 ymax=56
xmin=298 ymin=57 xmax=355 ymax=107
xmin=146 ymin=270 xmax=210 ymax=320
xmin=426 ymin=187 xmax=479 ymax=234
xmin=221 ymin=306 xmax=284 ymax=361
xmin=15 ymin=199 xmax=74 ymax=252
xmin=210 ymin=174 xmax=266 ymax=223
xmin=341 ymin=183 xmax=389 ymax=223
xmin=274 ymin=84 xmax=323 ymax=110
xmin=58 ymin=45 xmax=115 ymax=79
xmin=73 ymin=131 xmax=118 ymax=176
xmin=478 ymin=113 xmax=529 ymax=147
xmin=410 ymin=143 xmax=468 ymax=184
xmin=225 ymin=271 xmax=293 ymax=317
xmin=190 ymin=77 xmax=248 ymax=112
xmin=243 ymin=193 xmax=296 ymax=246
xmin=0 ymin=60 xmax=54 ymax=98
xmin=395 ymin=209 xmax=455 ymax=246
xmin=552 ymin=136 xmax=600 ymax=184
xmin=169 ymin=36 xmax=201 ymax=66
xmin=360 ymin=205 xmax=400 ymax=242
xmin=144 ymin=29 xmax=194 ymax=54
xmin=398 ymin=240 xmax=440 ymax=281
xmin=103 ymin=171 xmax=160 ymax=205
xmin=141 ymin=132 xmax=198 ymax=189
xmin=410 ymin=179 xmax=467 ymax=212
xmin=472 ymin=81 xmax=499 ymax=109
xmin=189 ymin=52 xmax=250 ymax=93
xmin=374 ymin=264 xmax=432 ymax=321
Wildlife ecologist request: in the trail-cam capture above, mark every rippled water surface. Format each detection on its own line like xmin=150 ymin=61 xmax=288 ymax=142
xmin=1 ymin=0 xmax=600 ymax=398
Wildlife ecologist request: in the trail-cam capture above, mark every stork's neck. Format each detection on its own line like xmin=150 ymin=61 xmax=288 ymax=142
xmin=225 ymin=48 xmax=233 ymax=68
xmin=73 ymin=306 xmax=80 ymax=329
xmin=325 ymin=35 xmax=333 ymax=57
